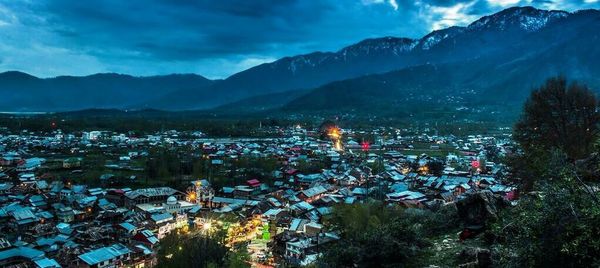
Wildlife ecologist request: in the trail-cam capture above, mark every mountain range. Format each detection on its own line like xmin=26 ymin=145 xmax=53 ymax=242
xmin=1 ymin=6 xmax=599 ymax=117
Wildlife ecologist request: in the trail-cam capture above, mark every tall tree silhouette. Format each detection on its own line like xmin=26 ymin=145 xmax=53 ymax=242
xmin=514 ymin=77 xmax=598 ymax=160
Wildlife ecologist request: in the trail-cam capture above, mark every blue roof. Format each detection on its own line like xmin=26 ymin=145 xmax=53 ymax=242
xmin=34 ymin=258 xmax=61 ymax=268
xmin=139 ymin=230 xmax=159 ymax=245
xmin=317 ymin=207 xmax=332 ymax=215
xmin=119 ymin=222 xmax=137 ymax=233
xmin=134 ymin=244 xmax=153 ymax=255
xmin=78 ymin=244 xmax=131 ymax=266
xmin=0 ymin=247 xmax=44 ymax=261
xmin=290 ymin=218 xmax=302 ymax=231
xmin=188 ymin=205 xmax=202 ymax=214
xmin=150 ymin=213 xmax=173 ymax=223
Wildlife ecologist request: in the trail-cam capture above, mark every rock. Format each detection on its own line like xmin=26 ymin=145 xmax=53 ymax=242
xmin=456 ymin=190 xmax=509 ymax=226
xmin=458 ymin=247 xmax=492 ymax=268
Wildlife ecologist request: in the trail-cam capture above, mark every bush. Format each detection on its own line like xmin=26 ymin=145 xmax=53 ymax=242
xmin=320 ymin=202 xmax=460 ymax=267
xmin=490 ymin=178 xmax=600 ymax=267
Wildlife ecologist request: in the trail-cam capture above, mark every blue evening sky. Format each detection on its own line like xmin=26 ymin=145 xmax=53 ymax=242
xmin=0 ymin=0 xmax=598 ymax=78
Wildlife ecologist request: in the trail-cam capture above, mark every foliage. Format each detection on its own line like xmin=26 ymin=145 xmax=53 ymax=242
xmin=157 ymin=229 xmax=229 ymax=268
xmin=506 ymin=147 xmax=562 ymax=190
xmin=224 ymin=245 xmax=251 ymax=268
xmin=145 ymin=147 xmax=186 ymax=187
xmin=494 ymin=77 xmax=600 ymax=267
xmin=296 ymin=159 xmax=327 ymax=174
xmin=319 ymin=202 xmax=460 ymax=267
xmin=490 ymin=173 xmax=600 ymax=267
xmin=426 ymin=160 xmax=445 ymax=176
xmin=367 ymin=160 xmax=385 ymax=175
xmin=512 ymin=77 xmax=599 ymax=189
xmin=514 ymin=76 xmax=598 ymax=160
xmin=0 ymin=113 xmax=295 ymax=137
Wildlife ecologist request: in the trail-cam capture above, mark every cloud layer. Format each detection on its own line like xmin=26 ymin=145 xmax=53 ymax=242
xmin=0 ymin=0 xmax=598 ymax=78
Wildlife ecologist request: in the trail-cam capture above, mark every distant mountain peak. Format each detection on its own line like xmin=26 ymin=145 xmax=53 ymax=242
xmin=339 ymin=36 xmax=417 ymax=56
xmin=0 ymin=71 xmax=39 ymax=80
xmin=269 ymin=36 xmax=419 ymax=74
xmin=468 ymin=6 xmax=569 ymax=32
xmin=418 ymin=26 xmax=465 ymax=50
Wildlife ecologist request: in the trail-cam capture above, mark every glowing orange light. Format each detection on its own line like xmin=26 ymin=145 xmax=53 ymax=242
xmin=334 ymin=140 xmax=342 ymax=151
xmin=328 ymin=127 xmax=343 ymax=151
xmin=187 ymin=191 xmax=197 ymax=201
xmin=328 ymin=127 xmax=341 ymax=139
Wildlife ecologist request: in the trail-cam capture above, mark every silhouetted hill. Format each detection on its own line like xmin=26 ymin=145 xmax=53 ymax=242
xmin=0 ymin=72 xmax=213 ymax=111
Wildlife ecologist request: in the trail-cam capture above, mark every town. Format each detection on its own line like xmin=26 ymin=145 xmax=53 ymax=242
xmin=0 ymin=122 xmax=516 ymax=267
xmin=1 ymin=1 xmax=600 ymax=267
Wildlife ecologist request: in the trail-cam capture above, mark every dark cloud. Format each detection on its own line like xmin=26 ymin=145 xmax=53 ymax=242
xmin=36 ymin=0 xmax=335 ymax=61
xmin=0 ymin=0 xmax=598 ymax=78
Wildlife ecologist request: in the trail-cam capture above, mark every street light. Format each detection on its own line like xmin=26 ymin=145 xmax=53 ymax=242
xmin=203 ymin=222 xmax=212 ymax=232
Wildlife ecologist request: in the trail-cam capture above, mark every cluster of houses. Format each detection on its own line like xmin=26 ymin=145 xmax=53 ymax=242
xmin=0 ymin=126 xmax=516 ymax=267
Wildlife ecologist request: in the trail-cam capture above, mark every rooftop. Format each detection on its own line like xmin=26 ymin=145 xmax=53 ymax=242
xmin=78 ymin=243 xmax=131 ymax=266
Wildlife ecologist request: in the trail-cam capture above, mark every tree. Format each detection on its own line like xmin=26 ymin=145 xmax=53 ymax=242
xmin=491 ymin=167 xmax=600 ymax=267
xmin=512 ymin=77 xmax=599 ymax=189
xmin=225 ymin=246 xmax=251 ymax=268
xmin=320 ymin=202 xmax=460 ymax=267
xmin=496 ymin=89 xmax=600 ymax=267
xmin=157 ymin=230 xmax=228 ymax=268
xmin=427 ymin=160 xmax=444 ymax=176
xmin=514 ymin=77 xmax=598 ymax=160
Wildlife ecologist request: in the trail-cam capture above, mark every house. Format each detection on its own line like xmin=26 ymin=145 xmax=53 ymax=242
xmin=130 ymin=244 xmax=156 ymax=267
xmin=247 ymin=179 xmax=261 ymax=188
xmin=56 ymin=207 xmax=75 ymax=223
xmin=263 ymin=208 xmax=287 ymax=221
xmin=135 ymin=196 xmax=198 ymax=214
xmin=209 ymin=197 xmax=260 ymax=211
xmin=10 ymin=208 xmax=39 ymax=231
xmin=124 ymin=187 xmax=182 ymax=207
xmin=17 ymin=157 xmax=46 ymax=172
xmin=285 ymin=238 xmax=313 ymax=264
xmin=233 ymin=185 xmax=256 ymax=198
xmin=0 ymin=153 xmax=21 ymax=166
xmin=296 ymin=174 xmax=323 ymax=185
xmin=0 ymin=246 xmax=46 ymax=267
xmin=386 ymin=190 xmax=428 ymax=207
xmin=117 ymin=222 xmax=137 ymax=236
xmin=297 ymin=186 xmax=327 ymax=203
xmin=132 ymin=229 xmax=159 ymax=248
xmin=78 ymin=243 xmax=131 ymax=268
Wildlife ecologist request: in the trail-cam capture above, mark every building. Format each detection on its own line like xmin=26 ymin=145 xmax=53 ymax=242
xmin=77 ymin=243 xmax=131 ymax=268
xmin=124 ymin=187 xmax=182 ymax=208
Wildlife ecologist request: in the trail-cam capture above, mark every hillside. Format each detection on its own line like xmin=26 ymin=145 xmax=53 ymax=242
xmin=0 ymin=72 xmax=214 ymax=112
xmin=269 ymin=8 xmax=600 ymax=117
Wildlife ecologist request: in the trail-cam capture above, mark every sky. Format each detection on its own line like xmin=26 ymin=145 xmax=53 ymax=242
xmin=0 ymin=0 xmax=598 ymax=79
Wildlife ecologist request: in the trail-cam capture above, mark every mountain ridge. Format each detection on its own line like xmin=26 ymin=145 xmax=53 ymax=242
xmin=1 ymin=6 xmax=599 ymax=114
